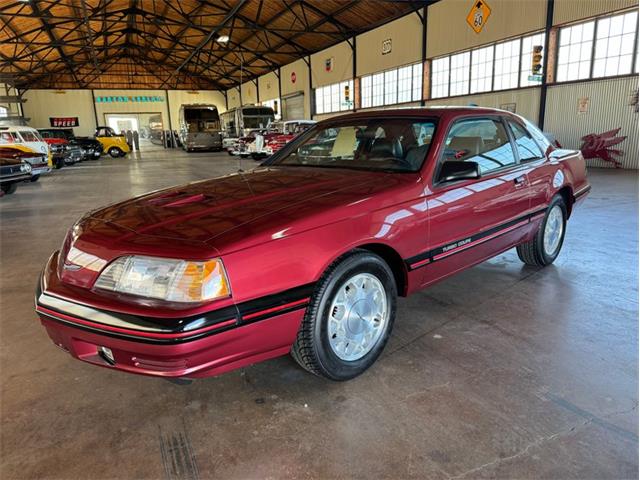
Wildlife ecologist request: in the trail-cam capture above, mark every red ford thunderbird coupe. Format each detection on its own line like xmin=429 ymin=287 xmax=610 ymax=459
xmin=35 ymin=108 xmax=590 ymax=381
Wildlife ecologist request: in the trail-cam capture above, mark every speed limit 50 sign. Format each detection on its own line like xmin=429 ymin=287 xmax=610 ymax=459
xmin=466 ymin=0 xmax=492 ymax=34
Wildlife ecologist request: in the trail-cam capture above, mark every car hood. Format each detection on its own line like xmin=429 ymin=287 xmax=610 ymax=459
xmin=86 ymin=167 xmax=389 ymax=246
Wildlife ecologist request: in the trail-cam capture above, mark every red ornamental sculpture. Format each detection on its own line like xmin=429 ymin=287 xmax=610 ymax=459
xmin=580 ymin=128 xmax=627 ymax=168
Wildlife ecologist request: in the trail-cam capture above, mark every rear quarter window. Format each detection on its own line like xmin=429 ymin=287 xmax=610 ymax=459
xmin=0 ymin=132 xmax=17 ymax=143
xmin=521 ymin=117 xmax=551 ymax=151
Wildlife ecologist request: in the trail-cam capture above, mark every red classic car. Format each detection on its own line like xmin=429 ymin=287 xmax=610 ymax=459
xmin=249 ymin=120 xmax=317 ymax=159
xmin=35 ymin=107 xmax=590 ymax=381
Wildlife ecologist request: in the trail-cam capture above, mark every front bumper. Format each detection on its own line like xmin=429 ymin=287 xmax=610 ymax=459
xmin=31 ymin=164 xmax=52 ymax=176
xmin=1 ymin=172 xmax=31 ymax=184
xmin=35 ymin=256 xmax=310 ymax=379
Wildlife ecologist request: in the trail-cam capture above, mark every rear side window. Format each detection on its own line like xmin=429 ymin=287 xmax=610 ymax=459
xmin=19 ymin=131 xmax=39 ymax=142
xmin=442 ymin=118 xmax=516 ymax=174
xmin=507 ymin=120 xmax=544 ymax=161
xmin=0 ymin=131 xmax=17 ymax=143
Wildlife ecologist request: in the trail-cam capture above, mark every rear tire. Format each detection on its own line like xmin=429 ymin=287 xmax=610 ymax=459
xmin=517 ymin=195 xmax=567 ymax=266
xmin=291 ymin=250 xmax=397 ymax=381
xmin=108 ymin=147 xmax=123 ymax=158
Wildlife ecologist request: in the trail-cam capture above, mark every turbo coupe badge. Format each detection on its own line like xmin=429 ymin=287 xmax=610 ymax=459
xmin=553 ymin=170 xmax=564 ymax=188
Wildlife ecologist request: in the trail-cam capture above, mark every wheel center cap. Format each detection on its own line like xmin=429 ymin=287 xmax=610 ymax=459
xmin=346 ymin=299 xmax=372 ymax=334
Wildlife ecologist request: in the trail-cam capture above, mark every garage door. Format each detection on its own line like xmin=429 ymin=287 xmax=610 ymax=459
xmin=283 ymin=93 xmax=304 ymax=120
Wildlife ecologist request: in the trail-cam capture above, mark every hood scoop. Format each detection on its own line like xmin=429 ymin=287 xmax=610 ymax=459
xmin=146 ymin=191 xmax=209 ymax=208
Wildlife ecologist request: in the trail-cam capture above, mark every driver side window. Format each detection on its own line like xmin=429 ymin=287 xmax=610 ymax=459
xmin=442 ymin=118 xmax=516 ymax=175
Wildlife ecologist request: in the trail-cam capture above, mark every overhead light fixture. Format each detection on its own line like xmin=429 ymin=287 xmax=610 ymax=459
xmin=217 ymin=35 xmax=230 ymax=43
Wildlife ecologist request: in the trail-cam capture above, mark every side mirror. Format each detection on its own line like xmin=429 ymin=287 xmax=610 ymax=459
xmin=438 ymin=160 xmax=480 ymax=183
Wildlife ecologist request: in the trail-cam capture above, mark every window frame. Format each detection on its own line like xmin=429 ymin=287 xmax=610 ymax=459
xmin=432 ymin=115 xmax=523 ymax=187
xmin=313 ymin=80 xmax=354 ymax=116
xmin=429 ymin=31 xmax=546 ymax=100
xmin=360 ymin=62 xmax=424 ymax=108
xmin=555 ymin=9 xmax=639 ymax=83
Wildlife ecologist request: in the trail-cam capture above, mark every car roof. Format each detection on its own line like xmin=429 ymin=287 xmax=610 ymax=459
xmin=0 ymin=125 xmax=40 ymax=132
xmin=316 ymin=106 xmax=512 ymax=123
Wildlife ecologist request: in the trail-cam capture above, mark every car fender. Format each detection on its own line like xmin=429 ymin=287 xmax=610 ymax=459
xmin=220 ymin=202 xmax=427 ymax=305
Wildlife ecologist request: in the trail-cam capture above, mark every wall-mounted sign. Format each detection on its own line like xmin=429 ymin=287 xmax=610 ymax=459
xmin=95 ymin=95 xmax=165 ymax=103
xmin=466 ymin=0 xmax=492 ymax=34
xmin=291 ymin=72 xmax=297 ymax=84
xmin=629 ymin=90 xmax=638 ymax=113
xmin=577 ymin=97 xmax=590 ymax=114
xmin=49 ymin=117 xmax=79 ymax=127
xmin=499 ymin=103 xmax=516 ymax=113
xmin=325 ymin=57 xmax=334 ymax=72
xmin=382 ymin=39 xmax=392 ymax=55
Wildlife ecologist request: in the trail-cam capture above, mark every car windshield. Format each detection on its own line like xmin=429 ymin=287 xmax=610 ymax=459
xmin=270 ymin=118 xmax=436 ymax=172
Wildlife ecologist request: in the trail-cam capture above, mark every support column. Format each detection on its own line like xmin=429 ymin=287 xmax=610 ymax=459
xmin=90 ymin=89 xmax=99 ymax=128
xmin=307 ymin=55 xmax=313 ymax=119
xmin=276 ymin=67 xmax=282 ymax=119
xmin=351 ymin=36 xmax=357 ymax=111
xmin=538 ymin=0 xmax=555 ymax=129
xmin=164 ymin=89 xmax=173 ymax=131
xmin=421 ymin=6 xmax=428 ymax=106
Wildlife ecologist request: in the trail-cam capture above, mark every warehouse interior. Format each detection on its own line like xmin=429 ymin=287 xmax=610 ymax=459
xmin=0 ymin=0 xmax=638 ymax=478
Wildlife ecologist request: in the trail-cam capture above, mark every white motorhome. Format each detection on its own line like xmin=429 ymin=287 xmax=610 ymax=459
xmin=220 ymin=105 xmax=275 ymax=149
xmin=178 ymin=104 xmax=223 ymax=152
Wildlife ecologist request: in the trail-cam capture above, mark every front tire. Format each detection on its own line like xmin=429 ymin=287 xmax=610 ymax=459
xmin=517 ymin=194 xmax=567 ymax=266
xmin=1 ymin=183 xmax=18 ymax=195
xmin=291 ymin=250 xmax=397 ymax=381
xmin=30 ymin=174 xmax=40 ymax=182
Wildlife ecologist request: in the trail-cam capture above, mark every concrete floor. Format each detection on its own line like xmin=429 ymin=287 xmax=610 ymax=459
xmin=1 ymin=147 xmax=637 ymax=479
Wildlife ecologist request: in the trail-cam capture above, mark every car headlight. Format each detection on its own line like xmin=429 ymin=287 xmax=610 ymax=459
xmin=21 ymin=163 xmax=32 ymax=172
xmin=94 ymin=255 xmax=230 ymax=303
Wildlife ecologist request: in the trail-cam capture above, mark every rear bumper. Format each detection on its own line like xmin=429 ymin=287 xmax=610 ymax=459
xmin=34 ymin=260 xmax=310 ymax=379
xmin=184 ymin=138 xmax=223 ymax=149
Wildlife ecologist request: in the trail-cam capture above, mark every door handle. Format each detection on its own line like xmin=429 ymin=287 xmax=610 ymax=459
xmin=514 ymin=175 xmax=527 ymax=187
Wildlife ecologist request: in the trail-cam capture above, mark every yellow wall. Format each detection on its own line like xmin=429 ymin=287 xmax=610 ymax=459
xmin=357 ymin=14 xmax=423 ymax=75
xmin=553 ymin=0 xmax=638 ymax=25
xmin=280 ymin=58 xmax=311 ymax=118
xmin=227 ymin=81 xmax=259 ymax=109
xmin=22 ymin=89 xmax=96 ymax=137
xmin=427 ymin=0 xmax=547 ymax=58
xmin=311 ymin=41 xmax=353 ymax=87
xmin=425 ymin=88 xmax=542 ymax=124
xmin=258 ymin=71 xmax=280 ymax=101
